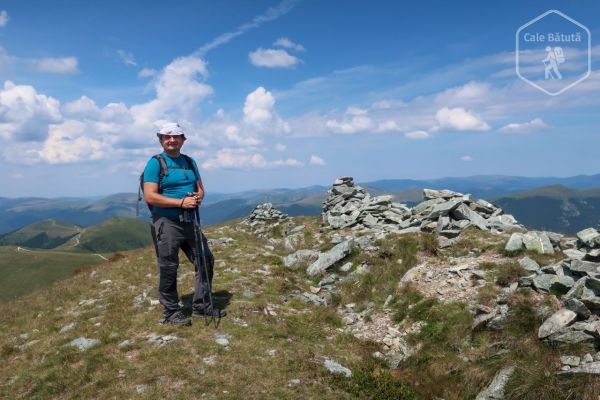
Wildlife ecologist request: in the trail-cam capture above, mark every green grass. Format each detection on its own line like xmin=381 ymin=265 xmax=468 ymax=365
xmin=69 ymin=217 xmax=152 ymax=253
xmin=0 ymin=246 xmax=108 ymax=301
xmin=0 ymin=219 xmax=81 ymax=249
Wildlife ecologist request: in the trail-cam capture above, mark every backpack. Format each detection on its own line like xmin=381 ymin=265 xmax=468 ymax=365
xmin=554 ymin=47 xmax=565 ymax=64
xmin=136 ymin=153 xmax=198 ymax=216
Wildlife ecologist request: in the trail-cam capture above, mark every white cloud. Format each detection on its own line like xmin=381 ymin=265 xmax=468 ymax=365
xmin=0 ymin=80 xmax=62 ymax=141
xmin=499 ymin=118 xmax=547 ymax=134
xmin=404 ymin=130 xmax=430 ymax=140
xmin=195 ymin=0 xmax=299 ymax=56
xmin=223 ymin=124 xmax=261 ymax=146
xmin=117 ymin=50 xmax=137 ymax=66
xmin=131 ymin=56 xmax=213 ymax=126
xmin=275 ymin=143 xmax=286 ymax=151
xmin=244 ymin=86 xmax=275 ymax=126
xmin=376 ymin=120 xmax=400 ymax=133
xmin=35 ymin=57 xmax=79 ymax=74
xmin=138 ymin=67 xmax=157 ymax=78
xmin=460 ymin=155 xmax=473 ymax=161
xmin=216 ymin=108 xmax=225 ymax=118
xmin=38 ymin=120 xmax=107 ymax=164
xmin=435 ymin=81 xmax=491 ymax=106
xmin=435 ymin=107 xmax=490 ymax=131
xmin=371 ymin=99 xmax=406 ymax=109
xmin=0 ymin=11 xmax=8 ymax=27
xmin=249 ymin=48 xmax=300 ymax=68
xmin=202 ymin=148 xmax=302 ymax=170
xmin=309 ymin=155 xmax=325 ymax=165
xmin=273 ymin=37 xmax=305 ymax=52
xmin=346 ymin=106 xmax=368 ymax=116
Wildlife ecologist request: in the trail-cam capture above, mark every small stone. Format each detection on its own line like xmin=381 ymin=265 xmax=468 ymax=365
xmin=560 ymin=355 xmax=581 ymax=366
xmin=66 ymin=337 xmax=101 ymax=352
xmin=266 ymin=349 xmax=277 ymax=357
xmin=340 ymin=262 xmax=353 ymax=272
xmin=287 ymin=379 xmax=301 ymax=387
xmin=100 ymin=280 xmax=112 ymax=285
xmin=505 ymin=233 xmax=524 ymax=252
xmin=323 ymin=359 xmax=352 ymax=377
xmin=203 ymin=355 xmax=216 ymax=366
xmin=135 ymin=384 xmax=148 ymax=394
xmin=538 ymin=309 xmax=577 ymax=339
xmin=90 ymin=271 xmax=97 ymax=279
xmin=118 ymin=339 xmax=134 ymax=349
xmin=60 ymin=323 xmax=76 ymax=333
xmin=583 ymin=353 xmax=594 ymax=363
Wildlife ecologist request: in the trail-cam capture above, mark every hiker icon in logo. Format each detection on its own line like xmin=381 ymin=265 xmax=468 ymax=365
xmin=543 ymin=46 xmax=565 ymax=80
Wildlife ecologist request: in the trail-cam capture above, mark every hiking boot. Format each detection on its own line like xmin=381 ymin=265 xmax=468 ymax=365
xmin=192 ymin=307 xmax=227 ymax=318
xmin=162 ymin=311 xmax=192 ymax=326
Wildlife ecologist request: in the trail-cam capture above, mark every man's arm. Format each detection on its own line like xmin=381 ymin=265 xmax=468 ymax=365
xmin=143 ymin=182 xmax=199 ymax=208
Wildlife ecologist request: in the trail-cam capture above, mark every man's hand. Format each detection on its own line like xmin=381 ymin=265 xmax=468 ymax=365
xmin=181 ymin=195 xmax=200 ymax=208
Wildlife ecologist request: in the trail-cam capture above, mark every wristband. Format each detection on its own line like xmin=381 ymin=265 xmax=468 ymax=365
xmin=180 ymin=198 xmax=185 ymax=208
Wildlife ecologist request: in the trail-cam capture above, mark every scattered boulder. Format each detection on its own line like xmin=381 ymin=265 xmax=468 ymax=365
xmin=323 ymin=359 xmax=352 ymax=377
xmin=538 ymin=309 xmax=577 ymax=339
xmin=65 ymin=337 xmax=100 ymax=352
xmin=282 ymin=249 xmax=319 ymax=269
xmin=475 ymin=366 xmax=515 ymax=400
xmin=306 ymin=239 xmax=354 ymax=277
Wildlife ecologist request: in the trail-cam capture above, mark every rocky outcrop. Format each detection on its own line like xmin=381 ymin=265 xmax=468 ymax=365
xmin=321 ymin=177 xmax=522 ymax=238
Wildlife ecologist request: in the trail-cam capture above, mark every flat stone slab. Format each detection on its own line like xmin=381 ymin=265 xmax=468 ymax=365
xmin=519 ymin=257 xmax=540 ymax=273
xmin=577 ymin=228 xmax=600 ymax=247
xmin=306 ymin=239 xmax=354 ymax=277
xmin=505 ymin=233 xmax=524 ymax=252
xmin=538 ymin=309 xmax=577 ymax=339
xmin=65 ymin=337 xmax=100 ymax=352
xmin=559 ymin=361 xmax=600 ymax=375
xmin=323 ymin=359 xmax=352 ymax=377
xmin=523 ymin=231 xmax=554 ymax=254
xmin=475 ymin=366 xmax=515 ymax=400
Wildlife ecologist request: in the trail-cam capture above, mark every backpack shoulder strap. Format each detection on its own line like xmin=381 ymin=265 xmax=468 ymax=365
xmin=181 ymin=154 xmax=199 ymax=181
xmin=154 ymin=154 xmax=169 ymax=193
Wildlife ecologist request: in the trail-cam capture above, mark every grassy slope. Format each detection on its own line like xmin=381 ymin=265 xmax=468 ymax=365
xmin=0 ymin=219 xmax=81 ymax=249
xmin=68 ymin=217 xmax=152 ymax=253
xmin=1 ymin=217 xmax=599 ymax=399
xmin=0 ymin=246 xmax=107 ymax=301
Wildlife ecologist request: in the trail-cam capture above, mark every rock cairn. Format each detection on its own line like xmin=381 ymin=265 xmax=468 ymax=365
xmin=321 ymin=177 xmax=522 ymax=237
xmin=242 ymin=203 xmax=288 ymax=226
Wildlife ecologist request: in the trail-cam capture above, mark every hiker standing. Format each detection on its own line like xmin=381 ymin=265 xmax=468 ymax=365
xmin=143 ymin=122 xmax=226 ymax=325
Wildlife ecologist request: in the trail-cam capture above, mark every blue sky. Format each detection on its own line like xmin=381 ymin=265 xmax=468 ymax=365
xmin=1 ymin=0 xmax=600 ymax=197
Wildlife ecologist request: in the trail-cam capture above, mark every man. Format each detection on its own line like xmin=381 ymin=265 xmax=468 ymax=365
xmin=143 ymin=122 xmax=226 ymax=326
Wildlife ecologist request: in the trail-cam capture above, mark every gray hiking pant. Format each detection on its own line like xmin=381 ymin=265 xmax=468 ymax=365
xmin=151 ymin=216 xmax=214 ymax=318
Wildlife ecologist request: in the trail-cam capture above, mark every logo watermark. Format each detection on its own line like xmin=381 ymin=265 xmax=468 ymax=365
xmin=516 ymin=9 xmax=591 ymax=96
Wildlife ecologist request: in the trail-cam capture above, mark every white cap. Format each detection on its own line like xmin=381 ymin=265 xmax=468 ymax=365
xmin=157 ymin=122 xmax=185 ymax=136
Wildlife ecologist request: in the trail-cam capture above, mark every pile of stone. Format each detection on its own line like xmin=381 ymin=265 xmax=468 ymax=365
xmin=321 ymin=177 xmax=522 ymax=238
xmin=321 ymin=177 xmax=411 ymax=231
xmin=563 ymin=227 xmax=600 ymax=261
xmin=242 ymin=203 xmax=288 ymax=226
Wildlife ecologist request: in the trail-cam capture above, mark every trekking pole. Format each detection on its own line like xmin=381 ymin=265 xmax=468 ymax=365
xmin=191 ymin=202 xmax=219 ymax=328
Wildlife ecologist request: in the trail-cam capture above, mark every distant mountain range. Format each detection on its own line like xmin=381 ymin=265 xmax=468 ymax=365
xmin=2 ymin=174 xmax=600 ymax=235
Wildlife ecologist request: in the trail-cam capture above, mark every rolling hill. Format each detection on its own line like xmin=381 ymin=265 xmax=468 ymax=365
xmin=0 ymin=219 xmax=81 ymax=249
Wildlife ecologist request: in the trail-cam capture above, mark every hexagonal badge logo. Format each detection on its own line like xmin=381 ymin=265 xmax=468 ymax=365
xmin=516 ymin=9 xmax=591 ymax=96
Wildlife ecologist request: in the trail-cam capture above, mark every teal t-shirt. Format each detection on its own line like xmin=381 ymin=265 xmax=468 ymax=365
xmin=143 ymin=153 xmax=201 ymax=220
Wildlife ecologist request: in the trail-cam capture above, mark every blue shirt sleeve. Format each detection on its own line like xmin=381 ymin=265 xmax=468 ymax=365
xmin=143 ymin=157 xmax=161 ymax=183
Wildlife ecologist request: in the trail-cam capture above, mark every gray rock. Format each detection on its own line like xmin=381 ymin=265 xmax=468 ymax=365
xmin=523 ymin=231 xmax=554 ymax=254
xmin=550 ymin=276 xmax=575 ymax=294
xmin=583 ymin=353 xmax=594 ymax=363
xmin=118 ymin=339 xmax=134 ymax=349
xmin=505 ymin=233 xmax=524 ymax=252
xmin=567 ymin=260 xmax=600 ymax=276
xmin=66 ymin=337 xmax=100 ymax=352
xmin=306 ymin=239 xmax=354 ymax=277
xmin=561 ymin=361 xmax=600 ymax=374
xmin=560 ymin=355 xmax=581 ymax=366
xmin=340 ymin=262 xmax=353 ymax=272
xmin=60 ymin=323 xmax=76 ymax=333
xmin=563 ymin=278 xmax=587 ymax=300
xmin=283 ymin=249 xmax=319 ymax=269
xmin=548 ymin=330 xmax=595 ymax=346
xmin=563 ymin=298 xmax=592 ymax=319
xmin=519 ymin=257 xmax=540 ymax=273
xmin=426 ymin=199 xmax=462 ymax=220
xmin=533 ymin=274 xmax=559 ymax=292
xmin=577 ymin=228 xmax=600 ymax=247
xmin=451 ymin=203 xmax=488 ymax=231
xmin=323 ymin=359 xmax=352 ymax=377
xmin=538 ymin=309 xmax=577 ymax=339
xmin=564 ymin=249 xmax=586 ymax=260
xmin=423 ymin=188 xmax=465 ymax=200
xmin=475 ymin=366 xmax=515 ymax=400
xmin=146 ymin=334 xmax=178 ymax=347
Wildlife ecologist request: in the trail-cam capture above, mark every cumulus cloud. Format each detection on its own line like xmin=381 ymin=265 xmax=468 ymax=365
xmin=249 ymin=48 xmax=300 ymax=68
xmin=499 ymin=118 xmax=547 ymax=134
xmin=222 ymin=124 xmax=261 ymax=146
xmin=434 ymin=107 xmax=490 ymax=131
xmin=325 ymin=107 xmax=372 ymax=134
xmin=138 ymin=67 xmax=157 ymax=78
xmin=117 ymin=50 xmax=137 ymax=66
xmin=38 ymin=120 xmax=107 ymax=164
xmin=131 ymin=56 xmax=213 ymax=126
xmin=273 ymin=37 xmax=305 ymax=52
xmin=0 ymin=11 xmax=8 ymax=27
xmin=202 ymin=148 xmax=302 ymax=170
xmin=404 ymin=130 xmax=431 ymax=140
xmin=460 ymin=155 xmax=474 ymax=161
xmin=309 ymin=155 xmax=325 ymax=165
xmin=0 ymin=81 xmax=62 ymax=141
xmin=35 ymin=57 xmax=79 ymax=74
xmin=241 ymin=87 xmax=290 ymax=134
